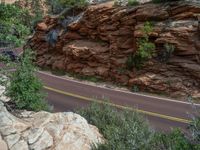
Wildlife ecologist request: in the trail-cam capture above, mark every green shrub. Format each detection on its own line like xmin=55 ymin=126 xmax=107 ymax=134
xmin=132 ymin=85 xmax=140 ymax=92
xmin=47 ymin=0 xmax=88 ymax=15
xmin=77 ymin=103 xmax=154 ymax=150
xmin=164 ymin=43 xmax=174 ymax=58
xmin=128 ymin=0 xmax=139 ymax=6
xmin=20 ymin=0 xmax=44 ymax=29
xmin=149 ymin=129 xmax=194 ymax=150
xmin=77 ymin=102 xmax=199 ymax=150
xmin=0 ymin=54 xmax=14 ymax=86
xmin=127 ymin=22 xmax=155 ymax=70
xmin=47 ymin=0 xmax=65 ymax=14
xmin=114 ymin=0 xmax=139 ymax=6
xmin=158 ymin=43 xmax=175 ymax=62
xmin=6 ymin=49 xmax=49 ymax=111
xmin=126 ymin=55 xmax=135 ymax=70
xmin=190 ymin=116 xmax=200 ymax=143
xmin=0 ymin=3 xmax=30 ymax=47
xmin=189 ymin=96 xmax=200 ymax=143
xmin=58 ymin=0 xmax=88 ymax=7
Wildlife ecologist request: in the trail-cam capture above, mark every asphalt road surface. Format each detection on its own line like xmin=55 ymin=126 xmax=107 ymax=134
xmin=38 ymin=71 xmax=200 ymax=132
xmin=1 ymin=48 xmax=199 ymax=132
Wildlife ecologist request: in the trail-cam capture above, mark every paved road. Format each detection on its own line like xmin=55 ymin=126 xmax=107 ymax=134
xmin=1 ymin=48 xmax=198 ymax=132
xmin=38 ymin=71 xmax=199 ymax=132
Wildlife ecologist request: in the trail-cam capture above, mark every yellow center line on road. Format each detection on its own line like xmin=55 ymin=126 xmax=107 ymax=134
xmin=44 ymin=86 xmax=191 ymax=124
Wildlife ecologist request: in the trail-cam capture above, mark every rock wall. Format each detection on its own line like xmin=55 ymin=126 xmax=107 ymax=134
xmin=28 ymin=1 xmax=200 ymax=99
xmin=0 ymin=87 xmax=104 ymax=150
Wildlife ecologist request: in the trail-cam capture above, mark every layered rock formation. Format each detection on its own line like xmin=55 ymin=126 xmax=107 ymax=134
xmin=0 ymin=87 xmax=104 ymax=150
xmin=28 ymin=1 xmax=200 ymax=99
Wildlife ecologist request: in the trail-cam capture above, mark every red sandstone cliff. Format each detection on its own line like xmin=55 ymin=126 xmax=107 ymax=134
xmin=28 ymin=1 xmax=200 ymax=99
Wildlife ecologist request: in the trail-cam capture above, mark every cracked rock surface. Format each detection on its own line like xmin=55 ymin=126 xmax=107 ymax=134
xmin=29 ymin=1 xmax=200 ymax=99
xmin=0 ymin=87 xmax=104 ymax=150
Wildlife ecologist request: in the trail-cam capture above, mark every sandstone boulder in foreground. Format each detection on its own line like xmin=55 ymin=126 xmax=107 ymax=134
xmin=0 ymin=87 xmax=104 ymax=150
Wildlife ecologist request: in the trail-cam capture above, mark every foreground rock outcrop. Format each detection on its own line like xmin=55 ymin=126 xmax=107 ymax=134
xmin=28 ymin=1 xmax=200 ymax=99
xmin=0 ymin=87 xmax=104 ymax=150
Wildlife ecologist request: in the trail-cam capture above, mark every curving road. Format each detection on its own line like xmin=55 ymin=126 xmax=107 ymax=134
xmin=37 ymin=71 xmax=200 ymax=132
xmin=1 ymin=48 xmax=199 ymax=132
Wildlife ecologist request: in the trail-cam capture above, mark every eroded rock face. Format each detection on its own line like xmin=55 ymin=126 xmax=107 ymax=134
xmin=0 ymin=88 xmax=104 ymax=150
xmin=28 ymin=1 xmax=200 ymax=99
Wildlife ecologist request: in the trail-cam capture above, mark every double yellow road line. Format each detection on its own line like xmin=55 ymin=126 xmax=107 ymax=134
xmin=44 ymin=86 xmax=191 ymax=124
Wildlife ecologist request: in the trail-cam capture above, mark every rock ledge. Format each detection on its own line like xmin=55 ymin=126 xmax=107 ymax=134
xmin=0 ymin=87 xmax=104 ymax=150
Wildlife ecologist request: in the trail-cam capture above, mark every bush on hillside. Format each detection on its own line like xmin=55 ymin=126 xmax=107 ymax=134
xmin=157 ymin=43 xmax=175 ymax=62
xmin=0 ymin=3 xmax=30 ymax=47
xmin=6 ymin=49 xmax=49 ymax=111
xmin=126 ymin=22 xmax=155 ymax=70
xmin=15 ymin=0 xmax=46 ymax=30
xmin=190 ymin=116 xmax=200 ymax=143
xmin=77 ymin=102 xmax=199 ymax=150
xmin=58 ymin=0 xmax=88 ymax=7
xmin=77 ymin=102 xmax=154 ymax=150
xmin=114 ymin=0 xmax=139 ymax=6
xmin=189 ymin=97 xmax=200 ymax=144
xmin=128 ymin=0 xmax=139 ymax=6
xmin=47 ymin=0 xmax=65 ymax=14
xmin=47 ymin=0 xmax=88 ymax=15
xmin=149 ymin=129 xmax=195 ymax=150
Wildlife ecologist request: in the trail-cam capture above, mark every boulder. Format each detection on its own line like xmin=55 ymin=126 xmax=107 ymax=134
xmin=29 ymin=130 xmax=53 ymax=150
xmin=0 ymin=92 xmax=104 ymax=150
xmin=11 ymin=140 xmax=28 ymax=150
xmin=0 ymin=140 xmax=8 ymax=150
xmin=36 ymin=22 xmax=48 ymax=31
xmin=0 ymin=85 xmax=10 ymax=102
xmin=0 ymin=134 xmax=8 ymax=150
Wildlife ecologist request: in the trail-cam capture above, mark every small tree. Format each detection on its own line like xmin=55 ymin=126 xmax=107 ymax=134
xmin=0 ymin=3 xmax=30 ymax=47
xmin=6 ymin=49 xmax=49 ymax=111
xmin=126 ymin=22 xmax=155 ymax=70
xmin=128 ymin=0 xmax=139 ymax=6
xmin=58 ymin=0 xmax=88 ymax=7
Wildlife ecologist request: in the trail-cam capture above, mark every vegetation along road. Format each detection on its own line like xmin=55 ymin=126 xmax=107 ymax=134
xmin=37 ymin=71 xmax=200 ymax=132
